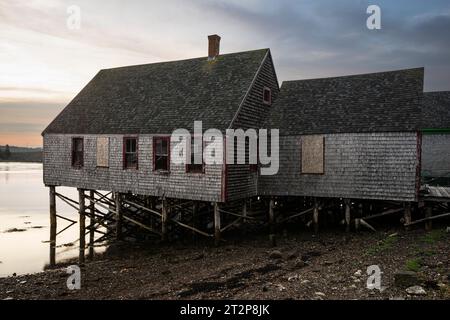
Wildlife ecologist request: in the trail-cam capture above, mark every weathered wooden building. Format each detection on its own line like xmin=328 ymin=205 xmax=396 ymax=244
xmin=421 ymin=91 xmax=450 ymax=185
xmin=42 ymin=36 xmax=449 ymax=265
xmin=43 ymin=35 xmax=278 ymax=203
xmin=258 ymin=68 xmax=424 ymax=202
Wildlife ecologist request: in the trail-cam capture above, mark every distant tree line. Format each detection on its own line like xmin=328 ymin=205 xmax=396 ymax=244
xmin=0 ymin=145 xmax=11 ymax=160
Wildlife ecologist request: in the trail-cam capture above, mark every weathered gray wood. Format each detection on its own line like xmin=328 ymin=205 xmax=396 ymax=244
xmin=122 ymin=215 xmax=161 ymax=236
xmin=313 ymin=198 xmax=319 ymax=234
xmin=345 ymin=199 xmax=351 ymax=233
xmin=404 ymin=202 xmax=412 ymax=230
xmin=55 ymin=192 xmax=79 ymax=211
xmin=280 ymin=207 xmax=314 ymax=223
xmin=78 ymin=188 xmax=86 ymax=264
xmin=49 ymin=186 xmax=56 ymax=267
xmin=123 ymin=199 xmax=162 ymax=217
xmin=363 ymin=207 xmax=404 ymax=220
xmin=115 ymin=193 xmax=123 ymax=240
xmin=89 ymin=190 xmax=95 ymax=259
xmin=221 ymin=217 xmax=242 ymax=232
xmin=405 ymin=211 xmax=450 ymax=227
xmin=360 ymin=218 xmax=376 ymax=232
xmin=269 ymin=198 xmax=276 ymax=246
xmin=214 ymin=202 xmax=221 ymax=246
xmin=161 ymin=198 xmax=168 ymax=242
xmin=170 ymin=217 xmax=212 ymax=238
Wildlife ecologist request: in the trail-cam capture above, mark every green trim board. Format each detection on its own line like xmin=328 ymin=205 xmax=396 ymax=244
xmin=421 ymin=128 xmax=450 ymax=134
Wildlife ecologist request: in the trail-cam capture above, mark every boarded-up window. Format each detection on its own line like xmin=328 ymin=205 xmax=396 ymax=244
xmin=301 ymin=135 xmax=324 ymax=174
xmin=96 ymin=137 xmax=109 ymax=167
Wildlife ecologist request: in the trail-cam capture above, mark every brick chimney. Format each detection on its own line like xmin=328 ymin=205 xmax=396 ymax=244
xmin=208 ymin=34 xmax=221 ymax=60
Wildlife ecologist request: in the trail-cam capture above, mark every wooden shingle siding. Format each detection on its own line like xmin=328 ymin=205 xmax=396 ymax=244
xmin=421 ymin=134 xmax=450 ymax=178
xmin=226 ymin=52 xmax=279 ymax=201
xmin=258 ymin=132 xmax=419 ymax=202
xmin=43 ymin=134 xmax=222 ymax=202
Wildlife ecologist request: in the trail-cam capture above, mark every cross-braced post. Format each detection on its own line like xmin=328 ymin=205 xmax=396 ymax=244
xmin=345 ymin=199 xmax=351 ymax=232
xmin=269 ymin=198 xmax=276 ymax=246
xmin=49 ymin=186 xmax=57 ymax=267
xmin=115 ymin=192 xmax=123 ymax=240
xmin=88 ymin=190 xmax=95 ymax=259
xmin=214 ymin=202 xmax=221 ymax=246
xmin=313 ymin=198 xmax=319 ymax=234
xmin=161 ymin=198 xmax=168 ymax=242
xmin=404 ymin=202 xmax=412 ymax=231
xmin=78 ymin=188 xmax=86 ymax=264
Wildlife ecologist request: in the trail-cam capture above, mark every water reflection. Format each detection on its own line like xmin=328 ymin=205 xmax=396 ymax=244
xmin=0 ymin=162 xmax=104 ymax=277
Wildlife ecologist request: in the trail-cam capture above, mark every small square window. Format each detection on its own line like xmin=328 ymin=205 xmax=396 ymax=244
xmin=263 ymin=87 xmax=272 ymax=105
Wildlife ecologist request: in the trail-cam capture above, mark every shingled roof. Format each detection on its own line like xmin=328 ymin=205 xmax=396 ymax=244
xmin=422 ymin=91 xmax=450 ymax=129
xmin=43 ymin=49 xmax=270 ymax=135
xmin=265 ymin=68 xmax=424 ymax=135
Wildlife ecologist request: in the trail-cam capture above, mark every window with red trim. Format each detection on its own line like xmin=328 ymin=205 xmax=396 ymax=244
xmin=71 ymin=137 xmax=84 ymax=168
xmin=263 ymin=87 xmax=272 ymax=105
xmin=153 ymin=137 xmax=170 ymax=171
xmin=124 ymin=137 xmax=138 ymax=169
xmin=186 ymin=137 xmax=204 ymax=173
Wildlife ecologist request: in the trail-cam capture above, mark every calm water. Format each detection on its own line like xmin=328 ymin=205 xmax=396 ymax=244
xmin=0 ymin=162 xmax=100 ymax=277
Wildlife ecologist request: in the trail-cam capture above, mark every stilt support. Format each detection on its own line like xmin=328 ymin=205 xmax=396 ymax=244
xmin=345 ymin=199 xmax=351 ymax=233
xmin=115 ymin=192 xmax=123 ymax=240
xmin=161 ymin=198 xmax=168 ymax=242
xmin=49 ymin=186 xmax=56 ymax=267
xmin=214 ymin=202 xmax=221 ymax=246
xmin=88 ymin=190 xmax=95 ymax=259
xmin=78 ymin=188 xmax=86 ymax=264
xmin=313 ymin=198 xmax=319 ymax=234
xmin=269 ymin=198 xmax=276 ymax=246
xmin=404 ymin=202 xmax=412 ymax=231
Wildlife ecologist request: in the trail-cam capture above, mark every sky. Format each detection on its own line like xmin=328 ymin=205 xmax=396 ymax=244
xmin=1 ymin=0 xmax=449 ymax=147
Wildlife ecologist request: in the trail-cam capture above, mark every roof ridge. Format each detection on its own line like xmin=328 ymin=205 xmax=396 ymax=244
xmin=100 ymin=48 xmax=270 ymax=72
xmin=281 ymin=67 xmax=424 ymax=86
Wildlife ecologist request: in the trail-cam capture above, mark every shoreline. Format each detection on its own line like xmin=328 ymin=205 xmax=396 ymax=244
xmin=1 ymin=228 xmax=449 ymax=300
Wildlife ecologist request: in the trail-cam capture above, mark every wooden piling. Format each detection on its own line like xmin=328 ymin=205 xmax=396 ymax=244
xmin=161 ymin=198 xmax=168 ymax=242
xmin=355 ymin=203 xmax=363 ymax=231
xmin=313 ymin=198 xmax=319 ymax=234
xmin=49 ymin=186 xmax=57 ymax=267
xmin=214 ymin=202 xmax=221 ymax=246
xmin=345 ymin=199 xmax=351 ymax=233
xmin=269 ymin=198 xmax=276 ymax=246
xmin=115 ymin=192 xmax=123 ymax=240
xmin=425 ymin=205 xmax=433 ymax=231
xmin=192 ymin=201 xmax=198 ymax=239
xmin=242 ymin=200 xmax=247 ymax=234
xmin=78 ymin=188 xmax=86 ymax=264
xmin=88 ymin=190 xmax=95 ymax=260
xmin=404 ymin=202 xmax=412 ymax=231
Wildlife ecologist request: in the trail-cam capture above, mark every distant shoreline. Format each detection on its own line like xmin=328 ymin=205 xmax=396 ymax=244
xmin=0 ymin=160 xmax=42 ymax=163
